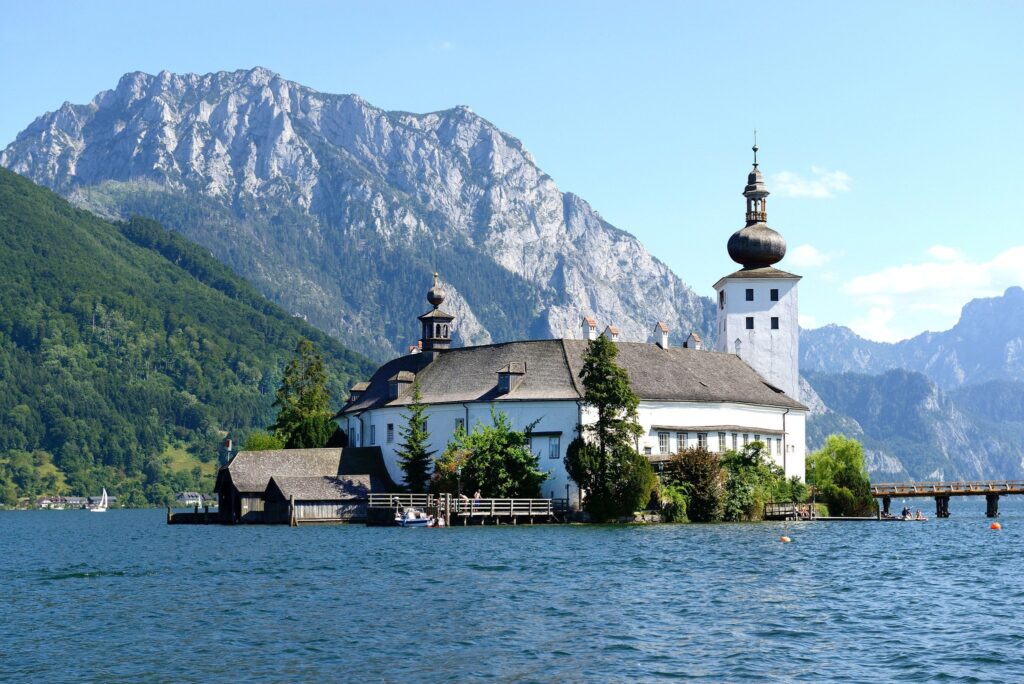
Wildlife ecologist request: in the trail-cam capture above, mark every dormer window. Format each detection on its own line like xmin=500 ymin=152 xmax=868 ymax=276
xmin=387 ymin=371 xmax=415 ymax=399
xmin=497 ymin=361 xmax=527 ymax=394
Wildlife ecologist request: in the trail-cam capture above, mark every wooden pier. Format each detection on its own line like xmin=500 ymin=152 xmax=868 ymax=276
xmin=871 ymin=480 xmax=1024 ymax=518
xmin=367 ymin=493 xmax=564 ymax=525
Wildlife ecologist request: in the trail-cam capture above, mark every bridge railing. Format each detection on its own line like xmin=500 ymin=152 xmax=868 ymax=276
xmin=870 ymin=480 xmax=1024 ymax=496
xmin=368 ymin=493 xmax=437 ymax=509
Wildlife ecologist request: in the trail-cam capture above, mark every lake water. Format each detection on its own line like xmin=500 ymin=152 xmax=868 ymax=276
xmin=2 ymin=499 xmax=1022 ymax=682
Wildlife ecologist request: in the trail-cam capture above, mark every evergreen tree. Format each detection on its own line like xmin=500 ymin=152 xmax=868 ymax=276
xmin=433 ymin=409 xmax=546 ymax=497
xmin=566 ymin=335 xmax=654 ymax=521
xmin=396 ymin=382 xmax=434 ymax=492
xmin=271 ymin=339 xmax=335 ymax=448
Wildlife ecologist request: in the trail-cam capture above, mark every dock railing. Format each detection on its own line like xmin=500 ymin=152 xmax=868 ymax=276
xmin=452 ymin=498 xmax=554 ymax=517
xmin=368 ymin=493 xmax=437 ymax=509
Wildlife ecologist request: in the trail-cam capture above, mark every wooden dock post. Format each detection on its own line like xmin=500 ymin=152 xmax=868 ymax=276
xmin=935 ymin=495 xmax=950 ymax=518
xmin=881 ymin=496 xmax=891 ymax=516
xmin=289 ymin=494 xmax=297 ymax=527
xmin=986 ymin=494 xmax=1000 ymax=518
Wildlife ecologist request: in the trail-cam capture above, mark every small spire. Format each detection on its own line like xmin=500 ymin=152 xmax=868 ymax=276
xmin=752 ymin=129 xmax=759 ymax=167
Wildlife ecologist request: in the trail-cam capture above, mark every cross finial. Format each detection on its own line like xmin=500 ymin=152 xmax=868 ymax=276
xmin=752 ymin=129 xmax=759 ymax=167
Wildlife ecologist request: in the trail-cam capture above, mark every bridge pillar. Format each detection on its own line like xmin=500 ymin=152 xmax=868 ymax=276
xmin=882 ymin=496 xmax=891 ymax=515
xmin=935 ymin=495 xmax=950 ymax=518
xmin=986 ymin=494 xmax=1000 ymax=518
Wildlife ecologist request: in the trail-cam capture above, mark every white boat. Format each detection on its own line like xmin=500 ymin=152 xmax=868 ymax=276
xmin=91 ymin=488 xmax=108 ymax=513
xmin=395 ymin=507 xmax=431 ymax=527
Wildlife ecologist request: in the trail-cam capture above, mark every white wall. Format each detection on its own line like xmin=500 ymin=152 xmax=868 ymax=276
xmin=345 ymin=398 xmax=808 ymax=505
xmin=714 ymin=276 xmax=801 ymax=402
xmin=348 ymin=400 xmax=581 ymax=502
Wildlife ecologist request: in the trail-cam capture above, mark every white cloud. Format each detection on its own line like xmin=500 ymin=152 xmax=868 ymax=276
xmin=772 ymin=166 xmax=851 ymax=198
xmin=788 ymin=244 xmax=831 ymax=268
xmin=926 ymin=245 xmax=961 ymax=261
xmin=439 ymin=40 xmax=456 ymax=51
xmin=840 ymin=245 xmax=1024 ymax=342
xmin=798 ymin=313 xmax=819 ymax=329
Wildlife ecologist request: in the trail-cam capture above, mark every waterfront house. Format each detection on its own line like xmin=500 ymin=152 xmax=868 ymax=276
xmin=338 ymin=151 xmax=808 ymax=503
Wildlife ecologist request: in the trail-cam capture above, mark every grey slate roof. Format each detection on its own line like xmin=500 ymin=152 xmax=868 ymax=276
xmin=341 ymin=339 xmax=805 ymax=413
xmin=714 ymin=266 xmax=802 ymax=289
xmin=267 ymin=475 xmax=371 ymax=501
xmin=222 ymin=448 xmax=343 ymax=493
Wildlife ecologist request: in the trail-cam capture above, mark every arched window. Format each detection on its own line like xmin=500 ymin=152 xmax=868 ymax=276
xmin=442 ymin=324 xmax=448 ymax=337
xmin=735 ymin=339 xmax=742 ymax=356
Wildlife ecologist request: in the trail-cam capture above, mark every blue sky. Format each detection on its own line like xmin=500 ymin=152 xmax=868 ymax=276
xmin=2 ymin=1 xmax=1022 ymax=342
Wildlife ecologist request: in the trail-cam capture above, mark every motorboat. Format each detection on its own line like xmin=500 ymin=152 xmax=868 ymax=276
xmin=395 ymin=507 xmax=432 ymax=527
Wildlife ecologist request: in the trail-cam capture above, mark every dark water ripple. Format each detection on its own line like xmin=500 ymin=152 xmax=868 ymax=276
xmin=2 ymin=500 xmax=1024 ymax=682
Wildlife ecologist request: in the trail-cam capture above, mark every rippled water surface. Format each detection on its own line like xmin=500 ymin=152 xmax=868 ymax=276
xmin=2 ymin=501 xmax=1023 ymax=682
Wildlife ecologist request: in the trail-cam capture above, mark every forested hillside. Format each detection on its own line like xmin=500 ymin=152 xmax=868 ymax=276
xmin=0 ymin=168 xmax=373 ymax=505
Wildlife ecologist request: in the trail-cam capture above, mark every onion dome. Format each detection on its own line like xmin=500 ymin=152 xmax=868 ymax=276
xmin=727 ymin=142 xmax=787 ymax=268
xmin=427 ymin=272 xmax=445 ymax=308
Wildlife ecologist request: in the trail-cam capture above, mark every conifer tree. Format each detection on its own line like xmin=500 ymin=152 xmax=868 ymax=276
xmin=271 ymin=338 xmax=335 ymax=448
xmin=566 ymin=334 xmax=654 ymax=520
xmin=396 ymin=382 xmax=434 ymax=492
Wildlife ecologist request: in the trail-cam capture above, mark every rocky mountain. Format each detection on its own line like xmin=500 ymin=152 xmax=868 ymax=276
xmin=803 ymin=370 xmax=1024 ymax=481
xmin=800 ymin=287 xmax=1024 ymax=389
xmin=1 ymin=67 xmax=715 ymax=362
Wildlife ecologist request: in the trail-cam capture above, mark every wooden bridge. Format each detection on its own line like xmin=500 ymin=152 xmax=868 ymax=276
xmin=871 ymin=481 xmax=1024 ymax=518
xmin=367 ymin=493 xmax=565 ymax=525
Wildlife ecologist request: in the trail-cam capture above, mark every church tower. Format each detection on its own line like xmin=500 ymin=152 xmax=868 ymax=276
xmin=713 ymin=144 xmax=801 ymax=401
xmin=418 ymin=272 xmax=455 ymax=358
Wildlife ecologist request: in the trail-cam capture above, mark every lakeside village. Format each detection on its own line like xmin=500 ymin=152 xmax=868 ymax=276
xmin=167 ymin=148 xmax=878 ymax=528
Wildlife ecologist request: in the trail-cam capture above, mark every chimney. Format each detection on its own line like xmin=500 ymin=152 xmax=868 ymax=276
xmin=684 ymin=332 xmax=703 ymax=351
xmin=581 ymin=315 xmax=598 ymax=341
xmin=653 ymin=321 xmax=669 ymax=349
xmin=602 ymin=324 xmax=620 ymax=342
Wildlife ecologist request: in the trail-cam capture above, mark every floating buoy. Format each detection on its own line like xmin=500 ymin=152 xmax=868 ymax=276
xmin=780 ymin=535 xmax=791 ymax=543
xmin=991 ymin=522 xmax=1002 ymax=530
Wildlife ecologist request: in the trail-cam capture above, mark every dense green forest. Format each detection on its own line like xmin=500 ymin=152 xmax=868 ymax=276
xmin=0 ymin=168 xmax=374 ymax=506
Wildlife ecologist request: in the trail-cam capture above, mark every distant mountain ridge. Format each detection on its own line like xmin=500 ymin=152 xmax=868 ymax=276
xmin=1 ymin=67 xmax=715 ymax=362
xmin=800 ymin=286 xmax=1024 ymax=389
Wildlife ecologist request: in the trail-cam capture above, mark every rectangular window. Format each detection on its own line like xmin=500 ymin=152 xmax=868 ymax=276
xmin=455 ymin=418 xmax=465 ymax=433
xmin=731 ymin=433 xmax=738 ymax=450
xmin=746 ymin=317 xmax=754 ymax=330
xmin=698 ymin=433 xmax=708 ymax=449
xmin=548 ymin=436 xmax=561 ymax=460
xmin=658 ymin=432 xmax=669 ymax=454
xmin=677 ymin=432 xmax=687 ymax=451
xmin=754 ymin=434 xmax=761 ymax=444
xmin=370 ymin=425 xmax=377 ymax=445
xmin=386 ymin=423 xmax=394 ymax=443
xmin=743 ymin=433 xmax=749 ymax=446
xmin=776 ymin=438 xmax=782 ymax=455
xmin=644 ymin=446 xmax=652 ymax=455
xmin=771 ymin=317 xmax=779 ymax=330
xmin=718 ymin=432 xmax=726 ymax=452
xmin=770 ymin=288 xmax=779 ymax=301
xmin=745 ymin=288 xmax=754 ymax=301
xmin=719 ymin=290 xmax=725 ymax=309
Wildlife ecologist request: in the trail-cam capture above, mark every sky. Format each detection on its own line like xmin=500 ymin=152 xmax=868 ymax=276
xmin=2 ymin=0 xmax=1022 ymax=343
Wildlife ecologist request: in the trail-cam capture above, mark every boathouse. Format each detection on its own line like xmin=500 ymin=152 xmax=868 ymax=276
xmin=215 ymin=447 xmax=394 ymax=523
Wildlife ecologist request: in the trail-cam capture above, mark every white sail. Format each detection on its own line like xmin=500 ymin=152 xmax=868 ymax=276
xmin=91 ymin=487 xmax=108 ymax=512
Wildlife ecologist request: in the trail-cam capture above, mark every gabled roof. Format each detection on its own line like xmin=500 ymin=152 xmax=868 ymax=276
xmin=267 ymin=475 xmax=371 ymax=502
xmin=220 ymin=448 xmax=343 ymax=493
xmin=340 ymin=339 xmax=806 ymax=413
xmin=714 ymin=266 xmax=801 ymax=289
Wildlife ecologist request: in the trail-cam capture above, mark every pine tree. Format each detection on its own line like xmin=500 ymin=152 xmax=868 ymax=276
xmin=566 ymin=334 xmax=654 ymax=520
xmin=396 ymin=382 xmax=434 ymax=492
xmin=271 ymin=338 xmax=335 ymax=448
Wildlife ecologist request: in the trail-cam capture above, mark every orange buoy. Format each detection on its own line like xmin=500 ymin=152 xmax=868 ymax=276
xmin=780 ymin=535 xmax=791 ymax=543
xmin=991 ymin=522 xmax=1002 ymax=530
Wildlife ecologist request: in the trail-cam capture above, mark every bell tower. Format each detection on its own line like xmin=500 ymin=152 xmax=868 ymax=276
xmin=713 ymin=144 xmax=801 ymax=401
xmin=418 ymin=272 xmax=455 ymax=357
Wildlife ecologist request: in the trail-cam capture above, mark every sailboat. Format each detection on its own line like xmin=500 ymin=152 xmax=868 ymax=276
xmin=91 ymin=488 xmax=108 ymax=513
